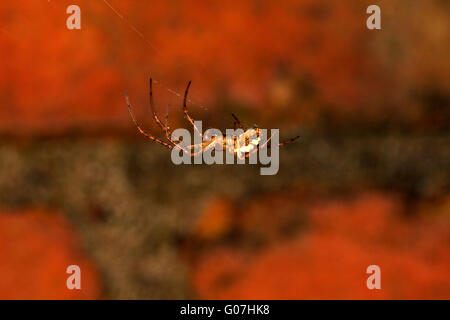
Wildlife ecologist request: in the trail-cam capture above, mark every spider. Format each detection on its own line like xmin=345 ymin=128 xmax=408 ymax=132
xmin=126 ymin=78 xmax=300 ymax=159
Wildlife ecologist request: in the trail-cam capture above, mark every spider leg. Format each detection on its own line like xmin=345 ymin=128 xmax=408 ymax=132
xmin=192 ymin=139 xmax=224 ymax=158
xmin=148 ymin=78 xmax=194 ymax=155
xmin=125 ymin=93 xmax=173 ymax=150
xmin=149 ymin=78 xmax=177 ymax=145
xmin=231 ymin=113 xmax=244 ymax=130
xmin=279 ymin=135 xmax=300 ymax=146
xmin=164 ymin=104 xmax=170 ymax=137
xmin=149 ymin=78 xmax=167 ymax=131
xmin=175 ymin=142 xmax=206 ymax=157
xmin=183 ymin=81 xmax=203 ymax=137
xmin=256 ymin=134 xmax=300 ymax=152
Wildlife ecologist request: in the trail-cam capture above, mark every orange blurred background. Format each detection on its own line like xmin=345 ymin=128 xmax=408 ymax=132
xmin=0 ymin=0 xmax=448 ymax=299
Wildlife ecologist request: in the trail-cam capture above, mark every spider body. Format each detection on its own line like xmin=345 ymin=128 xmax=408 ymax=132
xmin=190 ymin=128 xmax=261 ymax=159
xmin=126 ymin=78 xmax=299 ymax=158
xmin=227 ymin=128 xmax=262 ymax=157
